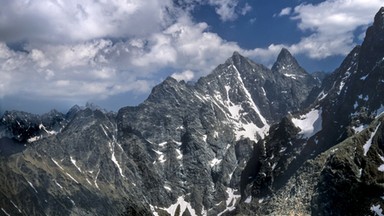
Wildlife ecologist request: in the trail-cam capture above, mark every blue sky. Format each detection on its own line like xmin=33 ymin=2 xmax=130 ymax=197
xmin=0 ymin=0 xmax=383 ymax=114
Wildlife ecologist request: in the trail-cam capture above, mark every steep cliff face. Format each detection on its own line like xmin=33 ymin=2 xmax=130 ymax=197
xmin=0 ymin=46 xmax=318 ymax=215
xmin=2 ymin=8 xmax=383 ymax=216
xmin=237 ymin=7 xmax=384 ymax=215
xmin=237 ymin=116 xmax=384 ymax=215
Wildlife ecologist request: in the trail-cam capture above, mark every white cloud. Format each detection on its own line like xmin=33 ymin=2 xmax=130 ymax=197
xmin=278 ymin=7 xmax=292 ymax=16
xmin=0 ymin=0 xmax=174 ymax=43
xmin=171 ymin=70 xmax=195 ymax=81
xmin=0 ymin=8 xmax=282 ymax=106
xmin=0 ymin=0 xmax=382 ymax=111
xmin=286 ymin=0 xmax=384 ymax=58
xmin=170 ymin=0 xmax=251 ymax=22
xmin=241 ymin=3 xmax=252 ymax=15
xmin=208 ymin=0 xmax=239 ymax=21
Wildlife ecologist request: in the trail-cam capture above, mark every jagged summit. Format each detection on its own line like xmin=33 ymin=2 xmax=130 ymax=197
xmin=359 ymin=7 xmax=384 ymax=72
xmin=374 ymin=7 xmax=384 ymax=27
xmin=224 ymin=50 xmax=255 ymax=69
xmin=232 ymin=51 xmax=241 ymax=56
xmin=271 ymin=48 xmax=307 ymax=76
xmin=237 ymin=7 xmax=384 ymax=215
xmin=2 ymin=7 xmax=384 ymax=216
xmin=274 ymin=48 xmax=296 ymax=65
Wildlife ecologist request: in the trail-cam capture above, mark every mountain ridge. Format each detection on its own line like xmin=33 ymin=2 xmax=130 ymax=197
xmin=0 ymin=47 xmax=320 ymax=216
xmin=1 ymin=7 xmax=384 ymax=216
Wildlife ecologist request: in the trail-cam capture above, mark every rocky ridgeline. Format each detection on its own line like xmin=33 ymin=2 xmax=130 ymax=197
xmin=236 ymin=7 xmax=384 ymax=216
xmin=0 ymin=48 xmax=319 ymax=215
xmin=0 ymin=7 xmax=383 ymax=216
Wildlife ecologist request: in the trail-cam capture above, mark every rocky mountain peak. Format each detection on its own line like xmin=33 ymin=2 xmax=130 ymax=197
xmin=374 ymin=7 xmax=384 ymax=28
xmin=359 ymin=7 xmax=384 ymax=70
xmin=364 ymin=7 xmax=384 ymax=43
xmin=224 ymin=51 xmax=249 ymax=68
xmin=271 ymin=48 xmax=306 ymax=76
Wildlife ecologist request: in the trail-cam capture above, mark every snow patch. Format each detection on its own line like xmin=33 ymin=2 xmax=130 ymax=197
xmin=279 ymin=147 xmax=287 ymax=153
xmin=65 ymin=173 xmax=79 ymax=184
xmin=201 ymin=206 xmax=208 ymax=216
xmin=70 ymin=156 xmax=82 ymax=173
xmin=175 ymin=149 xmax=183 ymax=160
xmin=360 ymin=74 xmax=369 ymax=80
xmin=353 ymin=101 xmax=358 ymax=109
xmin=228 ymin=167 xmax=236 ymax=180
xmin=283 ymin=73 xmax=297 ymax=79
xmin=225 ymin=143 xmax=231 ymax=151
xmin=51 ymin=158 xmax=64 ymax=170
xmin=67 ymin=196 xmax=75 ymax=206
xmin=371 ymin=204 xmax=384 ymax=216
xmin=375 ymin=105 xmax=384 ymax=118
xmin=213 ymin=131 xmax=219 ymax=138
xmin=235 ymin=122 xmax=264 ymax=141
xmin=153 ymin=196 xmax=197 ymax=216
xmin=210 ymin=158 xmax=222 ymax=167
xmin=271 ymin=162 xmax=278 ymax=170
xmin=173 ymin=140 xmax=182 ymax=146
xmin=217 ymin=187 xmax=241 ymax=216
xmin=317 ymin=91 xmax=328 ymax=101
xmin=27 ymin=181 xmax=38 ymax=193
xmin=100 ymin=125 xmax=109 ymax=137
xmin=291 ymin=109 xmax=322 ymax=138
xmin=229 ymin=65 xmax=269 ymax=141
xmin=54 ymin=180 xmax=63 ymax=189
xmin=358 ymin=94 xmax=363 ymax=99
xmin=352 ymin=124 xmax=367 ymax=134
xmin=154 ymin=149 xmax=166 ymax=163
xmin=337 ymin=71 xmax=351 ymax=94
xmin=244 ymin=196 xmax=252 ymax=204
xmin=158 ymin=141 xmax=167 ymax=147
xmin=108 ymin=142 xmax=125 ymax=177
xmin=39 ymin=123 xmax=57 ymax=135
xmin=86 ymin=178 xmax=92 ymax=186
xmin=164 ymin=185 xmax=172 ymax=191
xmin=1 ymin=208 xmax=10 ymax=216
xmin=202 ymin=135 xmax=207 ymax=142
xmin=11 ymin=200 xmax=22 ymax=213
xmin=27 ymin=135 xmax=42 ymax=143
xmin=150 ymin=205 xmax=160 ymax=216
xmin=363 ymin=123 xmax=381 ymax=156
xmin=261 ymin=87 xmax=266 ymax=96
xmin=94 ymin=169 xmax=100 ymax=189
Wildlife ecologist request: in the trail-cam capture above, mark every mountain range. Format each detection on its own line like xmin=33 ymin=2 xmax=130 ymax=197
xmin=0 ymin=7 xmax=383 ymax=216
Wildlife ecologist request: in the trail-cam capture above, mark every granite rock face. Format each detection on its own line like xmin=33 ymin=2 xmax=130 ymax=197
xmin=0 ymin=47 xmax=318 ymax=215
xmin=236 ymin=7 xmax=384 ymax=216
xmin=1 ymin=7 xmax=383 ymax=216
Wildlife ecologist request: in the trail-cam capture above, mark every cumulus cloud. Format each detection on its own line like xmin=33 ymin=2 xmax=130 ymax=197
xmin=0 ymin=40 xmax=153 ymax=101
xmin=0 ymin=0 xmax=382 ymax=111
xmin=171 ymin=70 xmax=195 ymax=81
xmin=208 ymin=0 xmax=253 ymax=21
xmin=241 ymin=3 xmax=252 ymax=15
xmin=175 ymin=0 xmax=251 ymax=22
xmin=0 ymin=8 xmax=245 ymax=106
xmin=286 ymin=0 xmax=383 ymax=58
xmin=0 ymin=0 xmax=174 ymax=43
xmin=277 ymin=7 xmax=292 ymax=17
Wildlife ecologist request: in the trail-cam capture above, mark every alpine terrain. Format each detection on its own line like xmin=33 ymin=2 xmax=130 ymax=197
xmin=0 ymin=7 xmax=384 ymax=216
